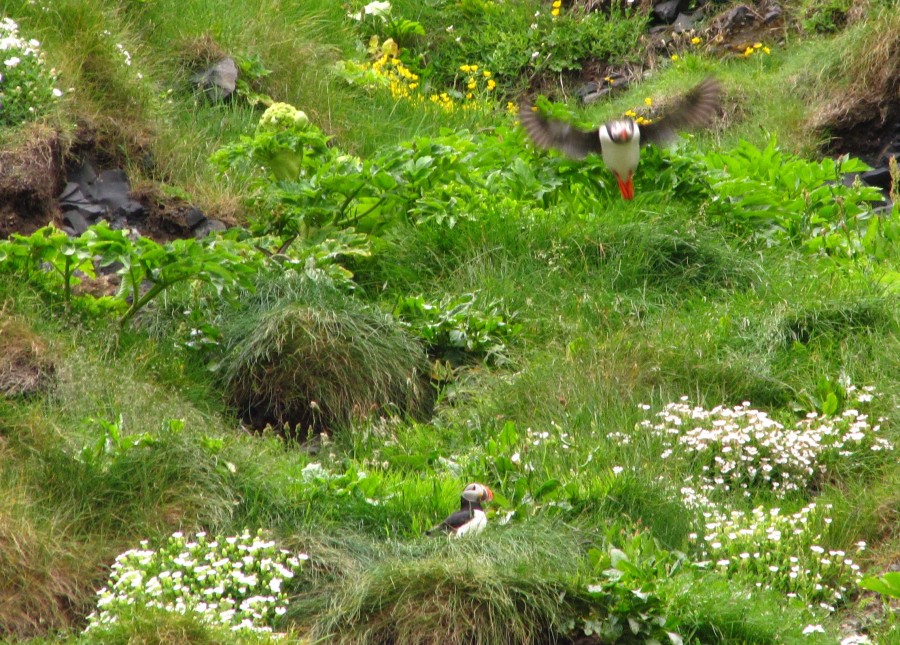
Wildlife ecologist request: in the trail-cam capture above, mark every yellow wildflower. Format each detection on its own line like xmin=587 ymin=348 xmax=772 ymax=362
xmin=743 ymin=46 xmax=754 ymax=57
xmin=691 ymin=36 xmax=702 ymax=45
xmin=483 ymin=70 xmax=492 ymax=78
xmin=671 ymin=54 xmax=680 ymax=61
xmin=624 ymin=109 xmax=637 ymax=118
xmin=487 ymin=79 xmax=496 ymax=90
xmin=506 ymin=101 xmax=518 ymax=115
xmin=644 ymin=97 xmax=652 ymax=107
xmin=466 ymin=92 xmax=473 ymax=99
xmin=460 ymin=64 xmax=471 ymax=72
xmin=470 ymin=64 xmax=479 ymax=71
xmin=551 ymin=8 xmax=560 ymax=16
xmin=468 ymin=80 xmax=477 ymax=90
xmin=753 ymin=42 xmax=762 ymax=49
xmin=552 ymin=0 xmax=562 ymax=6
xmin=382 ymin=38 xmax=398 ymax=58
xmin=763 ymin=46 xmax=771 ymax=54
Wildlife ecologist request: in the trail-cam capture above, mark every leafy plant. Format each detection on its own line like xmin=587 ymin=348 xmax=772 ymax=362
xmin=703 ymin=138 xmax=894 ymax=262
xmin=0 ymin=225 xmax=94 ymax=305
xmin=860 ymin=572 xmax=900 ymax=599
xmin=576 ymin=532 xmax=687 ymax=643
xmin=393 ymin=292 xmax=521 ymax=363
xmin=0 ymin=223 xmax=260 ymax=328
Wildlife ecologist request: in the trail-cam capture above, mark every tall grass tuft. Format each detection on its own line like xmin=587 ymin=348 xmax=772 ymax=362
xmin=294 ymin=525 xmax=587 ymax=645
xmin=218 ymin=271 xmax=432 ymax=434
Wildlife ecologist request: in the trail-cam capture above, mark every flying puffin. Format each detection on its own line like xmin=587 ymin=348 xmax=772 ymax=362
xmin=519 ymin=76 xmax=722 ymax=200
xmin=427 ymin=482 xmax=494 ymax=537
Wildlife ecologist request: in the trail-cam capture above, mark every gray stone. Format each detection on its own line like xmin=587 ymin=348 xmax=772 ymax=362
xmin=193 ymin=219 xmax=227 ymax=238
xmin=62 ymin=211 xmax=90 ymax=235
xmin=183 ymin=207 xmax=207 ymax=229
xmin=861 ymin=167 xmax=892 ymax=192
xmin=672 ymin=12 xmax=696 ymax=32
xmin=192 ymin=57 xmax=238 ymax=101
xmin=653 ymin=0 xmax=685 ymax=23
xmin=763 ymin=4 xmax=783 ymax=23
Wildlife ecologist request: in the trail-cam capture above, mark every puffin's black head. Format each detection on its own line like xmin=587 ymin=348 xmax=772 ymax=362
xmin=461 ymin=483 xmax=493 ymax=504
xmin=604 ymin=119 xmax=637 ymax=144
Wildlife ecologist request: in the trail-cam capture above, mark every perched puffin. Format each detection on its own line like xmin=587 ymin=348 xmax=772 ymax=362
xmin=519 ymin=76 xmax=722 ymax=200
xmin=427 ymin=482 xmax=494 ymax=537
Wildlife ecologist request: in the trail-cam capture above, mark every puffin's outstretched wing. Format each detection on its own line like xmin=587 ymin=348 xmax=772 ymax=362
xmin=639 ymin=76 xmax=722 ymax=147
xmin=519 ymin=101 xmax=602 ymax=160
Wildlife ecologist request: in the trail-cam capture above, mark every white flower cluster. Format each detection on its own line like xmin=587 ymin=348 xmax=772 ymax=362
xmin=0 ymin=16 xmax=63 ymax=125
xmin=348 ymin=1 xmax=392 ymax=21
xmin=85 ymin=529 xmax=308 ymax=635
xmin=684 ymin=483 xmax=863 ymax=607
xmin=640 ymin=390 xmax=891 ymax=498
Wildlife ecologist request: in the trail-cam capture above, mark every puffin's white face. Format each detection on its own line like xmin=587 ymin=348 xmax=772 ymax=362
xmin=461 ymin=483 xmax=494 ymax=503
xmin=603 ymin=119 xmax=637 ymax=144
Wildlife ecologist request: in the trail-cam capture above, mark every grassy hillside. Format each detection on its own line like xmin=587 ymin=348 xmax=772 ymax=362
xmin=0 ymin=0 xmax=898 ymax=642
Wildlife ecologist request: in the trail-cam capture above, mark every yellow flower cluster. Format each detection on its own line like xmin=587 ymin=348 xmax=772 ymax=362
xmin=742 ymin=42 xmax=771 ymax=57
xmin=457 ymin=63 xmax=497 ymax=101
xmin=371 ymin=52 xmax=420 ymax=100
xmin=624 ymin=108 xmax=653 ymax=127
xmin=551 ymin=0 xmax=562 ymax=17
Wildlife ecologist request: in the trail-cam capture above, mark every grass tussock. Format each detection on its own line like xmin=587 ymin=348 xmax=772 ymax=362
xmin=296 ymin=526 xmax=585 ymax=645
xmin=0 ymin=315 xmax=56 ymax=398
xmin=776 ymin=296 xmax=896 ymax=347
xmin=219 ymin=273 xmax=432 ymax=434
xmin=0 ymin=488 xmax=100 ymax=638
xmin=809 ymin=6 xmax=900 ymax=130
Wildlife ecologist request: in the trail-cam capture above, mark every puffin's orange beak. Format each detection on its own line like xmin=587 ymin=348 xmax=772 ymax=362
xmin=482 ymin=486 xmax=494 ymax=502
xmin=615 ymin=172 xmax=634 ymax=200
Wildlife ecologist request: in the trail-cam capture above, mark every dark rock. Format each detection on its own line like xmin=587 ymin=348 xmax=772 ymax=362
xmin=861 ymin=167 xmax=892 ymax=192
xmin=59 ymin=182 xmax=89 ymax=204
xmin=62 ymin=211 xmax=90 ymax=235
xmin=763 ymin=4 xmax=783 ymax=23
xmin=192 ymin=57 xmax=238 ymax=101
xmin=119 ymin=199 xmax=148 ymax=222
xmin=68 ymin=158 xmax=98 ymax=187
xmin=59 ymin=225 xmax=77 ymax=237
xmin=720 ymin=4 xmax=755 ymax=32
xmin=109 ymin=216 xmax=129 ymax=230
xmin=72 ymin=204 xmax=106 ymax=218
xmin=672 ymin=12 xmax=696 ymax=32
xmin=653 ymin=0 xmax=686 ymax=23
xmin=99 ymin=261 xmax=124 ymax=275
xmin=183 ymin=207 xmax=207 ymax=229
xmin=576 ymin=81 xmax=601 ymax=100
xmin=193 ymin=219 xmax=227 ymax=238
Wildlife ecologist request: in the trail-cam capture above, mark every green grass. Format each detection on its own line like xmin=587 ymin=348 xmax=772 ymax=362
xmin=1 ymin=0 xmax=899 ymax=642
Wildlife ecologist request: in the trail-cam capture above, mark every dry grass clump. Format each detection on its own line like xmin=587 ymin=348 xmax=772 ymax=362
xmin=0 ymin=490 xmax=100 ymax=638
xmin=0 ymin=316 xmax=55 ymax=398
xmin=0 ymin=123 xmax=62 ymax=236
